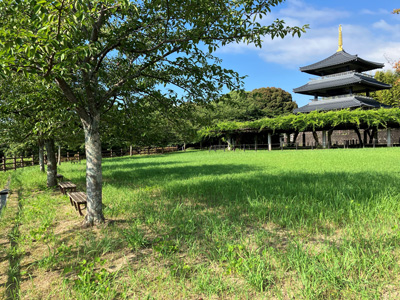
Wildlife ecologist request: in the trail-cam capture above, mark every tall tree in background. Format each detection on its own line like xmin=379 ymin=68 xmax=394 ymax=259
xmin=0 ymin=0 xmax=307 ymax=226
xmin=373 ymin=70 xmax=400 ymax=107
xmin=248 ymin=87 xmax=297 ymax=118
xmin=0 ymin=74 xmax=82 ymax=185
xmin=205 ymin=87 xmax=297 ymax=123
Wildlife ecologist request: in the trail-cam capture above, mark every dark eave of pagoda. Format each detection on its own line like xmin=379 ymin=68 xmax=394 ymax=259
xmin=293 ymin=95 xmax=391 ymax=114
xmin=293 ymin=71 xmax=391 ymax=97
xmin=299 ymin=50 xmax=384 ymax=76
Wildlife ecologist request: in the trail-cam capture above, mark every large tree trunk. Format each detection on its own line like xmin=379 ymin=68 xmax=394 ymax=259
xmin=81 ymin=113 xmax=105 ymax=226
xmin=227 ymin=136 xmax=232 ymax=151
xmin=328 ymin=129 xmax=334 ymax=147
xmin=312 ymin=131 xmax=319 ymax=146
xmin=293 ymin=131 xmax=299 ymax=144
xmin=371 ymin=128 xmax=378 ymax=144
xmin=39 ymin=140 xmax=45 ymax=172
xmin=45 ymin=139 xmax=57 ymax=187
xmin=354 ymin=128 xmax=363 ymax=147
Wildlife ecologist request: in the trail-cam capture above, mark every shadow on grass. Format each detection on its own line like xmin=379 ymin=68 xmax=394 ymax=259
xmin=101 ymin=155 xmax=400 ymax=232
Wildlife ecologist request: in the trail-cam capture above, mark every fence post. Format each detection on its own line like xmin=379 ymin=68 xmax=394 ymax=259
xmin=121 ymin=148 xmax=123 ymax=156
xmin=268 ymin=133 xmax=272 ymax=152
xmin=2 ymin=157 xmax=5 ymax=172
xmin=243 ymin=144 xmax=245 ymax=152
xmin=58 ymin=146 xmax=61 ymax=165
xmin=387 ymin=128 xmax=392 ymax=147
xmin=32 ymin=155 xmax=34 ymax=166
xmin=130 ymin=145 xmax=132 ymax=156
xmin=110 ymin=149 xmax=113 ymax=158
xmin=13 ymin=157 xmax=16 ymax=170
xmin=67 ymin=152 xmax=70 ymax=162
xmin=20 ymin=156 xmax=24 ymax=168
xmin=77 ymin=152 xmax=80 ymax=162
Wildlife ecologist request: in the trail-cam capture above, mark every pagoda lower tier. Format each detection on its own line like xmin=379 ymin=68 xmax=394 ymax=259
xmin=293 ymin=71 xmax=391 ymax=97
xmin=293 ymin=95 xmax=390 ymax=113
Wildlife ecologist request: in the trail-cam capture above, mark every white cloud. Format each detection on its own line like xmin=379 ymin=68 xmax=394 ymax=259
xmin=280 ymin=0 xmax=351 ymax=25
xmin=372 ymin=20 xmax=400 ymax=38
xmin=218 ymin=1 xmax=400 ymax=72
xmin=360 ymin=8 xmax=390 ymax=15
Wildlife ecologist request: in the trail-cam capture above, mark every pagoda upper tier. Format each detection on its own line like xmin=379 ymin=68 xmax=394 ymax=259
xmin=293 ymin=71 xmax=391 ymax=97
xmin=299 ymin=50 xmax=384 ymax=76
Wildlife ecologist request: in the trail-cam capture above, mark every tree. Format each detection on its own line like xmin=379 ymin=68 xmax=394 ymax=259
xmin=203 ymin=87 xmax=297 ymax=124
xmin=247 ymin=87 xmax=297 ymax=118
xmin=0 ymin=0 xmax=307 ymax=226
xmin=0 ymin=74 xmax=82 ymax=185
xmin=373 ymin=70 xmax=400 ymax=107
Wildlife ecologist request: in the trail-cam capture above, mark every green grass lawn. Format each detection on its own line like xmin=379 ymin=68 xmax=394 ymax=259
xmin=1 ymin=148 xmax=400 ymax=299
xmin=0 ymin=172 xmax=9 ymax=189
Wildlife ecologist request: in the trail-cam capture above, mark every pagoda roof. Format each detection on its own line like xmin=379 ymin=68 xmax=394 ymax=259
xmin=299 ymin=50 xmax=384 ymax=76
xmin=293 ymin=71 xmax=391 ymax=97
xmin=293 ymin=95 xmax=390 ymax=113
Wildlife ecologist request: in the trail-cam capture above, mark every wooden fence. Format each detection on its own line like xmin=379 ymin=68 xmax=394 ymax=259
xmin=1 ymin=146 xmax=179 ymax=172
xmin=203 ymin=139 xmax=399 ymax=152
xmin=2 ymin=156 xmax=36 ymax=172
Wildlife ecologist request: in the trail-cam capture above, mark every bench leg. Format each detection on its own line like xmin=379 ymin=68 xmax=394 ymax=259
xmin=77 ymin=203 xmax=84 ymax=216
xmin=69 ymin=196 xmax=74 ymax=206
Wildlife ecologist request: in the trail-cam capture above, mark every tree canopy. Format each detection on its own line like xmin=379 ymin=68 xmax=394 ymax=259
xmin=0 ymin=0 xmax=307 ymax=225
xmin=201 ymin=87 xmax=297 ymax=124
xmin=373 ymin=70 xmax=400 ymax=107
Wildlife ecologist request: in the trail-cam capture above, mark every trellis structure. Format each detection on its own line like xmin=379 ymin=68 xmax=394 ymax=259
xmin=200 ymin=108 xmax=400 ymax=149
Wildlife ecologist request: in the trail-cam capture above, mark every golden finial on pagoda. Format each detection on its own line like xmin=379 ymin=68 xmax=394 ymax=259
xmin=337 ymin=25 xmax=343 ymax=52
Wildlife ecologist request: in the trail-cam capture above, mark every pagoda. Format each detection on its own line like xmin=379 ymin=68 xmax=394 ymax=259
xmin=293 ymin=25 xmax=391 ymax=113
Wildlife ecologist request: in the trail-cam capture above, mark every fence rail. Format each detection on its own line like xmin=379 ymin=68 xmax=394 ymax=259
xmin=4 ymin=141 xmax=396 ymax=172
xmin=1 ymin=146 xmax=180 ymax=172
xmin=201 ymin=140 xmax=398 ymax=152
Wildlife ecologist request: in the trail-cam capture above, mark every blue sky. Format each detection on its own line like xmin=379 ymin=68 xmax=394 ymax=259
xmin=215 ymin=0 xmax=400 ymax=108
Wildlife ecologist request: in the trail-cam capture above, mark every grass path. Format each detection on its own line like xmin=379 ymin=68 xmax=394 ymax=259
xmin=0 ymin=148 xmax=400 ymax=299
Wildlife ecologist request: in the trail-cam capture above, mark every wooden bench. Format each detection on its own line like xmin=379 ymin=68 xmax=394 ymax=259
xmin=56 ymin=174 xmax=64 ymax=182
xmin=67 ymin=192 xmax=87 ymax=216
xmin=58 ymin=181 xmax=77 ymax=194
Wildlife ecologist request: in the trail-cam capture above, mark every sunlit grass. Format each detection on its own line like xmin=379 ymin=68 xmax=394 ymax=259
xmin=2 ymin=148 xmax=400 ymax=299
